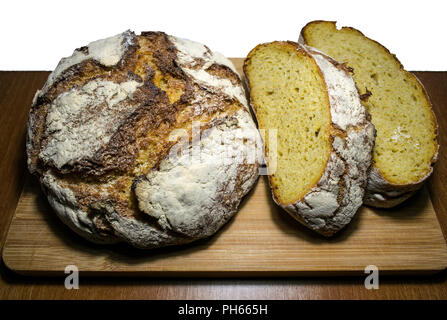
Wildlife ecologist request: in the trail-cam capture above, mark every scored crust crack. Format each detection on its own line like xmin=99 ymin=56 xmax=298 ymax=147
xmin=27 ymin=31 xmax=262 ymax=248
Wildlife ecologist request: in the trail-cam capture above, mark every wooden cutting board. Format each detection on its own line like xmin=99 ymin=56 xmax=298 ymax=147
xmin=3 ymin=59 xmax=447 ymax=276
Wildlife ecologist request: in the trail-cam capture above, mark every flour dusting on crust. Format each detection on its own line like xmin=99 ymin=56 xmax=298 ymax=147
xmin=41 ymin=79 xmax=142 ymax=169
xmin=134 ymin=109 xmax=262 ymax=238
xmin=364 ymin=166 xmax=422 ymax=208
xmin=41 ymin=172 xmax=119 ymax=244
xmin=169 ymin=36 xmax=248 ymax=109
xmin=41 ymin=31 xmax=136 ymax=94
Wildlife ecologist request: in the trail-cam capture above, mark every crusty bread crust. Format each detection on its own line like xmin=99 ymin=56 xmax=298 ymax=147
xmin=27 ymin=31 xmax=262 ymax=248
xmin=299 ymin=21 xmax=439 ymax=208
xmin=244 ymin=42 xmax=375 ymax=236
xmin=363 ymin=166 xmax=419 ymax=208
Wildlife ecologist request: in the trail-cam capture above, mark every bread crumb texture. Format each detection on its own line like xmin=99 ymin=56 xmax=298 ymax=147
xmin=244 ymin=42 xmax=331 ymax=204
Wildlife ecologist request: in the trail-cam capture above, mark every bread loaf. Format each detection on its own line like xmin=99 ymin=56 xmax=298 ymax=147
xmin=300 ymin=21 xmax=439 ymax=208
xmin=244 ymin=41 xmax=375 ymax=236
xmin=27 ymin=31 xmax=262 ymax=248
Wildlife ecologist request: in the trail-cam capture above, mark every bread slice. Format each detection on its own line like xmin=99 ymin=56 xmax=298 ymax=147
xmin=244 ymin=41 xmax=375 ymax=236
xmin=300 ymin=21 xmax=439 ymax=207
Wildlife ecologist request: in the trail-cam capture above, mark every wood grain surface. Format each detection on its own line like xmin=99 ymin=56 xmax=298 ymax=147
xmin=1 ymin=62 xmax=447 ymax=298
xmin=4 ymin=172 xmax=447 ymax=276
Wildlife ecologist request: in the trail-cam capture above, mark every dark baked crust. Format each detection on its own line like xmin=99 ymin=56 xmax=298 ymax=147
xmin=28 ymin=32 xmax=246 ymax=177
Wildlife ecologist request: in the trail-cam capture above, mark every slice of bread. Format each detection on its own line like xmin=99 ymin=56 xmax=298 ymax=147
xmin=300 ymin=21 xmax=439 ymax=208
xmin=244 ymin=41 xmax=375 ymax=236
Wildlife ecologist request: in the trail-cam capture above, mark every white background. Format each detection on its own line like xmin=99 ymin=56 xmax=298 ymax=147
xmin=1 ymin=0 xmax=446 ymax=70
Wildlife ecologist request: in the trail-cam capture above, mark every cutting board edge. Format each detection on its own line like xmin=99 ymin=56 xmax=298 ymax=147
xmin=3 ymin=262 xmax=447 ymax=278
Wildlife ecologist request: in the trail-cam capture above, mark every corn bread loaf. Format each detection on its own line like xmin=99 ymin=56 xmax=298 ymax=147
xmin=244 ymin=41 xmax=375 ymax=236
xmin=27 ymin=31 xmax=262 ymax=248
xmin=300 ymin=21 xmax=439 ymax=208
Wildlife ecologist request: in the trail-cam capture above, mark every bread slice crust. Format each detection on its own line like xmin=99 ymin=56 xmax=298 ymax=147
xmin=300 ymin=20 xmax=439 ymax=208
xmin=244 ymin=41 xmax=375 ymax=235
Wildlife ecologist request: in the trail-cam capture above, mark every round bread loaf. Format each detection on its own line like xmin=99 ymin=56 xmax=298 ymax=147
xmin=244 ymin=41 xmax=375 ymax=236
xmin=27 ymin=31 xmax=262 ymax=248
